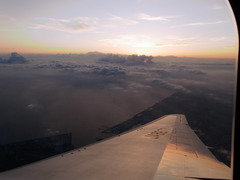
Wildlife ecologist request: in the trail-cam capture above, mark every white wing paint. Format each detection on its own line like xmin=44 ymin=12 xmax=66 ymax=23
xmin=0 ymin=114 xmax=231 ymax=180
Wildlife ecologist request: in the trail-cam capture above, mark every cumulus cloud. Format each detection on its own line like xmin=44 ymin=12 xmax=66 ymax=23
xmin=0 ymin=52 xmax=27 ymax=64
xmin=98 ymin=54 xmax=153 ymax=66
xmin=93 ymin=67 xmax=125 ymax=76
xmin=33 ymin=60 xmax=126 ymax=76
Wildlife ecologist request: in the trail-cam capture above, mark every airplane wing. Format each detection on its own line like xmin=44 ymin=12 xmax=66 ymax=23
xmin=0 ymin=114 xmax=231 ymax=180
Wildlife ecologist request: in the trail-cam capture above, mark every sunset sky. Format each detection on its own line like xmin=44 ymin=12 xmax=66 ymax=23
xmin=0 ymin=0 xmax=238 ymax=58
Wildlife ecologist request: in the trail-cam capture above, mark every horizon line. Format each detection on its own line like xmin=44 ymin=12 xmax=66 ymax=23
xmin=0 ymin=51 xmax=237 ymax=60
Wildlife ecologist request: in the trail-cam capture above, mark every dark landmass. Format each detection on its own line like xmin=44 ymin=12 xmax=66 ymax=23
xmin=103 ymin=91 xmax=233 ymax=166
xmin=0 ymin=133 xmax=74 ymax=172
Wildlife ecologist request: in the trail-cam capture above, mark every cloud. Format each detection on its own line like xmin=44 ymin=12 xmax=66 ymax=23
xmin=31 ymin=17 xmax=97 ymax=33
xmin=93 ymin=67 xmax=125 ymax=76
xmin=138 ymin=13 xmax=169 ymax=21
xmin=128 ymin=82 xmax=152 ymax=90
xmin=108 ymin=15 xmax=138 ymax=26
xmin=183 ymin=21 xmax=226 ymax=26
xmin=0 ymin=52 xmax=27 ymax=64
xmin=151 ymin=79 xmax=188 ymax=92
xmin=33 ymin=60 xmax=127 ymax=76
xmin=0 ymin=53 xmax=234 ymax=153
xmin=98 ymin=54 xmax=153 ymax=66
xmin=31 ymin=15 xmax=138 ymax=33
xmin=26 ymin=103 xmax=39 ymax=110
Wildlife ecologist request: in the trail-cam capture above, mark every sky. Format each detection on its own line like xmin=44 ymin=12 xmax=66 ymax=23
xmin=0 ymin=0 xmax=238 ymax=58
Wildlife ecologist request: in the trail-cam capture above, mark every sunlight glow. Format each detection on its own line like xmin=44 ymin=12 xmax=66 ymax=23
xmin=0 ymin=0 xmax=238 ymax=58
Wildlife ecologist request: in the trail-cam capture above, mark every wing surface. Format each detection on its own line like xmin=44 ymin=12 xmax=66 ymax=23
xmin=0 ymin=114 xmax=231 ymax=180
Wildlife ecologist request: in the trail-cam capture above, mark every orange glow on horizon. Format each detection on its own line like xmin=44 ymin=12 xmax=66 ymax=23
xmin=0 ymin=48 xmax=237 ymax=59
xmin=0 ymin=39 xmax=238 ymax=59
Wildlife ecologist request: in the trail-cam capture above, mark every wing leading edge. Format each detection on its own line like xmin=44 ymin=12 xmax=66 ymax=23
xmin=0 ymin=114 xmax=231 ymax=180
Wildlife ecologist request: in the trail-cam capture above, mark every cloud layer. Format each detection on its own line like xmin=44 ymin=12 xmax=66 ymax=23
xmin=0 ymin=53 xmax=235 ymax=149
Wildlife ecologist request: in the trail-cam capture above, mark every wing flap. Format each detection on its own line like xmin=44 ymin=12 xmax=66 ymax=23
xmin=153 ymin=115 xmax=231 ymax=180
